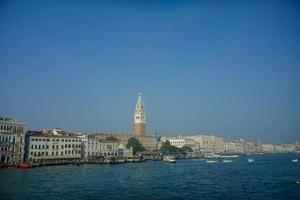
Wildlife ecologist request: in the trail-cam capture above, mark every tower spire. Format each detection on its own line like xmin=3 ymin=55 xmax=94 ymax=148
xmin=134 ymin=93 xmax=146 ymax=137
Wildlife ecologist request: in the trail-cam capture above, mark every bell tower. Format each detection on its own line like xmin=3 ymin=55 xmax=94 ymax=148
xmin=134 ymin=93 xmax=146 ymax=137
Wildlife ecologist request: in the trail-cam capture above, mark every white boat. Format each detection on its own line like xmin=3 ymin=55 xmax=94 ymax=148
xmin=223 ymin=160 xmax=233 ymax=163
xmin=221 ymin=155 xmax=239 ymax=158
xmin=126 ymin=157 xmax=134 ymax=162
xmin=248 ymin=159 xmax=255 ymax=163
xmin=117 ymin=158 xmax=126 ymax=163
xmin=204 ymin=154 xmax=221 ymax=158
xmin=206 ymin=160 xmax=218 ymax=163
xmin=163 ymin=156 xmax=176 ymax=163
xmin=292 ymin=159 xmax=298 ymax=163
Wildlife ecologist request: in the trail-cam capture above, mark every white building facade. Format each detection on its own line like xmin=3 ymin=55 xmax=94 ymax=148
xmin=166 ymin=137 xmax=199 ymax=151
xmin=26 ymin=129 xmax=82 ymax=163
xmin=83 ymin=135 xmax=119 ymax=160
xmin=118 ymin=143 xmax=133 ymax=158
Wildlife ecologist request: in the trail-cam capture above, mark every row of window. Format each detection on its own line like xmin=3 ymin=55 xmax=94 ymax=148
xmin=1 ymin=147 xmax=14 ymax=151
xmin=31 ymin=149 xmax=81 ymax=157
xmin=0 ymin=124 xmax=24 ymax=132
xmin=204 ymin=141 xmax=219 ymax=145
xmin=89 ymin=144 xmax=118 ymax=150
xmin=0 ymin=146 xmax=22 ymax=153
xmin=31 ymin=138 xmax=81 ymax=143
xmin=88 ymin=152 xmax=118 ymax=156
xmin=31 ymin=144 xmax=81 ymax=150
xmin=0 ymin=136 xmax=16 ymax=143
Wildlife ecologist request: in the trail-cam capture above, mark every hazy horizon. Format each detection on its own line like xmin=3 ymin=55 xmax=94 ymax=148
xmin=1 ymin=0 xmax=299 ymax=144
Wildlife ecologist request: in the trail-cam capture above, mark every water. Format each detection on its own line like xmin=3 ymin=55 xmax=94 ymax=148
xmin=0 ymin=154 xmax=299 ymax=200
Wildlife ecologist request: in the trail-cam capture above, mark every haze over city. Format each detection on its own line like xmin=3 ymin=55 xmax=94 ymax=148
xmin=1 ymin=0 xmax=299 ymax=143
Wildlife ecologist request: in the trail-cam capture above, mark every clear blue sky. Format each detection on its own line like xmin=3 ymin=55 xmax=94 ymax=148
xmin=1 ymin=0 xmax=299 ymax=143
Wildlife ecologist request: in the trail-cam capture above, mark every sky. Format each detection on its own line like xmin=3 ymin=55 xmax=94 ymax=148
xmin=0 ymin=0 xmax=299 ymax=143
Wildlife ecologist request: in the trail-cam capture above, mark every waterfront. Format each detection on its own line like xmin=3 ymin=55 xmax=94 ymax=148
xmin=0 ymin=154 xmax=299 ymax=200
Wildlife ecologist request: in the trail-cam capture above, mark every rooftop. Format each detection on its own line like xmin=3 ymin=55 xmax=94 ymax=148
xmin=27 ymin=129 xmax=83 ymax=138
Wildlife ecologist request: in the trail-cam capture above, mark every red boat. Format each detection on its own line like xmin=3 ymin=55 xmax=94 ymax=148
xmin=19 ymin=163 xmax=31 ymax=169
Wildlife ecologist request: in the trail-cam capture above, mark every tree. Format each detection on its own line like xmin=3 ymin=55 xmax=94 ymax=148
xmin=160 ymin=141 xmax=193 ymax=154
xmin=105 ymin=136 xmax=118 ymax=142
xmin=180 ymin=146 xmax=193 ymax=153
xmin=160 ymin=140 xmax=180 ymax=153
xmin=126 ymin=137 xmax=146 ymax=154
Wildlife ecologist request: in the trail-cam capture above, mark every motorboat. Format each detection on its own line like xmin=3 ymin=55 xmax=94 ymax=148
xmin=204 ymin=154 xmax=221 ymax=158
xmin=126 ymin=157 xmax=134 ymax=162
xmin=72 ymin=161 xmax=81 ymax=166
xmin=19 ymin=163 xmax=31 ymax=169
xmin=163 ymin=156 xmax=176 ymax=163
xmin=206 ymin=160 xmax=218 ymax=163
xmin=292 ymin=159 xmax=298 ymax=163
xmin=222 ymin=160 xmax=233 ymax=163
xmin=117 ymin=158 xmax=126 ymax=163
xmin=248 ymin=159 xmax=255 ymax=163
xmin=221 ymin=155 xmax=239 ymax=158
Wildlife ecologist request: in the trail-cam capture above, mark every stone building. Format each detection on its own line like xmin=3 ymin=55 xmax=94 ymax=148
xmin=0 ymin=117 xmax=26 ymax=166
xmin=185 ymin=135 xmax=224 ymax=154
xmin=118 ymin=143 xmax=133 ymax=158
xmin=83 ymin=134 xmax=119 ymax=161
xmin=261 ymin=144 xmax=274 ymax=153
xmin=25 ymin=129 xmax=83 ymax=164
xmin=94 ymin=133 xmax=157 ymax=151
xmin=224 ymin=140 xmax=246 ymax=154
xmin=282 ymin=144 xmax=295 ymax=152
xmin=162 ymin=136 xmax=199 ymax=152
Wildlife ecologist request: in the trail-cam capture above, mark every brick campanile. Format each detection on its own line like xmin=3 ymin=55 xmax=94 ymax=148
xmin=134 ymin=93 xmax=146 ymax=137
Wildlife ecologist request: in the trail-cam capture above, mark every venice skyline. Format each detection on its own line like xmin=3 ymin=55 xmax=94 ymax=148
xmin=1 ymin=0 xmax=299 ymax=143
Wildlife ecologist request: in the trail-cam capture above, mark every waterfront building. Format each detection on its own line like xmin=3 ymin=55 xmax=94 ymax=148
xmin=162 ymin=136 xmax=199 ymax=152
xmin=136 ymin=136 xmax=157 ymax=151
xmin=0 ymin=117 xmax=26 ymax=166
xmin=83 ymin=134 xmax=119 ymax=160
xmin=25 ymin=129 xmax=83 ymax=164
xmin=282 ymin=144 xmax=295 ymax=152
xmin=224 ymin=140 xmax=246 ymax=154
xmin=245 ymin=141 xmax=257 ymax=153
xmin=134 ymin=93 xmax=146 ymax=137
xmin=185 ymin=135 xmax=224 ymax=154
xmin=295 ymin=143 xmax=300 ymax=152
xmin=274 ymin=145 xmax=283 ymax=153
xmin=118 ymin=143 xmax=133 ymax=158
xmin=261 ymin=144 xmax=274 ymax=153
xmin=95 ymin=133 xmax=157 ymax=151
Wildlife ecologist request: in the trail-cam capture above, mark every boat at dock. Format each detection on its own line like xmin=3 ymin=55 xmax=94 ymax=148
xmin=206 ymin=160 xmax=218 ymax=163
xmin=221 ymin=155 xmax=239 ymax=158
xmin=204 ymin=154 xmax=239 ymax=158
xmin=72 ymin=161 xmax=81 ymax=166
xmin=292 ymin=159 xmax=298 ymax=163
xmin=248 ymin=159 xmax=255 ymax=163
xmin=19 ymin=163 xmax=32 ymax=169
xmin=204 ymin=154 xmax=221 ymax=158
xmin=163 ymin=156 xmax=176 ymax=163
xmin=117 ymin=158 xmax=126 ymax=163
xmin=222 ymin=160 xmax=233 ymax=163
